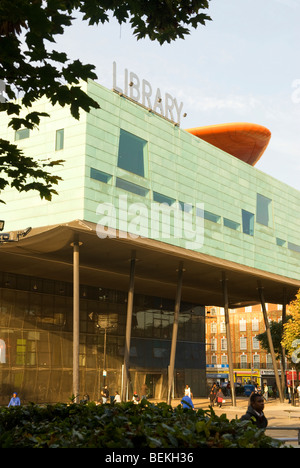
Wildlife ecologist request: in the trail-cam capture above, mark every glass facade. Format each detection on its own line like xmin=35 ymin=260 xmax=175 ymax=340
xmin=0 ymin=271 xmax=205 ymax=405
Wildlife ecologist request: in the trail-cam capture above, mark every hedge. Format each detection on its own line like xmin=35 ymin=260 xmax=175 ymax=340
xmin=0 ymin=400 xmax=284 ymax=448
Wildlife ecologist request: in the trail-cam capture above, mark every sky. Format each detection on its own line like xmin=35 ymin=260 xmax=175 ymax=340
xmin=55 ymin=0 xmax=300 ymax=191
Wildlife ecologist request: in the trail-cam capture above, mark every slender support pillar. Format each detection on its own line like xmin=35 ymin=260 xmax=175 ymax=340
xmin=222 ymin=273 xmax=236 ymax=407
xmin=122 ymin=254 xmax=136 ymax=402
xmin=72 ymin=241 xmax=80 ymax=403
xmin=167 ymin=264 xmax=184 ymax=406
xmin=258 ymin=282 xmax=284 ymax=402
xmin=281 ymin=288 xmax=287 ymax=395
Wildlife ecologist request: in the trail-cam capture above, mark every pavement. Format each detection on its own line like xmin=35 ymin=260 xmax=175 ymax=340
xmin=170 ymin=396 xmax=300 ymax=447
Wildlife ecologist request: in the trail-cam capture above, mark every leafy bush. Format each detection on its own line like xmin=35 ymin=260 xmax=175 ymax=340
xmin=0 ymin=400 xmax=284 ymax=448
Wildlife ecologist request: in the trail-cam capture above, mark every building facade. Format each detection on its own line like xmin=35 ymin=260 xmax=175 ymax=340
xmin=0 ymin=270 xmax=205 ymax=405
xmin=206 ymin=304 xmax=286 ymax=389
xmin=0 ymin=77 xmax=299 ymax=404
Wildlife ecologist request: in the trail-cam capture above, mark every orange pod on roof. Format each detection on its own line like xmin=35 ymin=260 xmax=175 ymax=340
xmin=185 ymin=122 xmax=271 ymax=166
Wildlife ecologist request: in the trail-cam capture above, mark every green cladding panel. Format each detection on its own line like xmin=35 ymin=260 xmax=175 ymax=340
xmin=0 ymin=80 xmax=300 ymax=282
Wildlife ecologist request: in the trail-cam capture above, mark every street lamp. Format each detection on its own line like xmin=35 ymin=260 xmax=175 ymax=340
xmin=0 ymin=220 xmax=4 ymax=232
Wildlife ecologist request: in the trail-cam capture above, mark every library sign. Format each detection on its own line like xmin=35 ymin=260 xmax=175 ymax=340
xmin=113 ymin=62 xmax=185 ymax=126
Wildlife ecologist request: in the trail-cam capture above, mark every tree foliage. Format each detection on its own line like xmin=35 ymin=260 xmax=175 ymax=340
xmin=257 ymin=317 xmax=291 ymax=360
xmin=0 ymin=400 xmax=283 ymax=448
xmin=0 ymin=0 xmax=211 ymax=203
xmin=282 ymin=290 xmax=300 ymax=368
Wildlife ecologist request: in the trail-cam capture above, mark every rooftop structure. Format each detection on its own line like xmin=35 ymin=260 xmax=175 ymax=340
xmin=186 ymin=122 xmax=271 ymax=166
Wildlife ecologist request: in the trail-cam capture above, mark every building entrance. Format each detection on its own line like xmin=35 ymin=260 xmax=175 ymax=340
xmin=145 ymin=373 xmax=163 ymax=399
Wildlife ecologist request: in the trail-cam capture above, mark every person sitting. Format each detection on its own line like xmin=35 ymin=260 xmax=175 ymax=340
xmin=181 ymin=394 xmax=194 ymax=410
xmin=132 ymin=391 xmax=140 ymax=404
xmin=8 ymin=392 xmax=21 ymax=407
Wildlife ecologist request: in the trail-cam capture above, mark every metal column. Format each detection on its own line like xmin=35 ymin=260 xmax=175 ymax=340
xmin=122 ymin=254 xmax=136 ymax=402
xmin=258 ymin=282 xmax=284 ymax=402
xmin=281 ymin=288 xmax=287 ymax=395
xmin=72 ymin=241 xmax=81 ymax=403
xmin=222 ymin=272 xmax=236 ymax=406
xmin=167 ymin=264 xmax=184 ymax=406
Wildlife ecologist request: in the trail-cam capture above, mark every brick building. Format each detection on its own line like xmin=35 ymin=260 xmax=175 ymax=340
xmin=206 ymin=304 xmax=286 ymax=388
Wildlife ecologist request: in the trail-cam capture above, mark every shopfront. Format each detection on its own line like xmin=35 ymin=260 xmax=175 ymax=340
xmin=234 ymin=369 xmax=261 ymax=386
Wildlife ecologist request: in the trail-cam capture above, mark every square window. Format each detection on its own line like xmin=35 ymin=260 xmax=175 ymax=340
xmin=256 ymin=193 xmax=272 ymax=227
xmin=15 ymin=128 xmax=30 ymax=141
xmin=55 ymin=129 xmax=64 ymax=151
xmin=118 ymin=129 xmax=147 ymax=177
xmin=276 ymin=238 xmax=286 ymax=247
xmin=224 ymin=218 xmax=240 ymax=230
xmin=242 ymin=209 xmax=254 ymax=236
xmin=153 ymin=192 xmax=175 ymax=205
xmin=90 ymin=168 xmax=112 ymax=184
xmin=288 ymin=242 xmax=300 ymax=253
xmin=116 ymin=178 xmax=149 ymax=197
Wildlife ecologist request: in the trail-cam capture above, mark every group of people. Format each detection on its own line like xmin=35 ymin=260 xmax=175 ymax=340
xmin=98 ymin=382 xmax=149 ymax=405
xmin=99 ymin=385 xmax=122 ymax=404
xmin=209 ymin=383 xmax=226 ymax=408
xmin=286 ymin=383 xmax=300 ymax=404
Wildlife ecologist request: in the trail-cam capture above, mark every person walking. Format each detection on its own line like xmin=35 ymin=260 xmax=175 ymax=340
xmin=263 ymin=383 xmax=268 ymax=401
xmin=209 ymin=383 xmax=217 ymax=407
xmin=8 ymin=392 xmax=21 ymax=407
xmin=287 ymin=384 xmax=292 ymax=404
xmin=297 ymin=384 xmax=300 ymax=403
xmin=240 ymin=393 xmax=268 ymax=429
xmin=216 ymin=387 xmax=225 ymax=408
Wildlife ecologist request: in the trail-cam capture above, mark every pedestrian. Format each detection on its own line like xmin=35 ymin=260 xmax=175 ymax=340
xmin=297 ymin=384 xmax=300 ymax=402
xmin=240 ymin=393 xmax=268 ymax=429
xmin=294 ymin=386 xmax=298 ymax=405
xmin=114 ymin=391 xmax=121 ymax=403
xmin=216 ymin=387 xmax=225 ymax=408
xmin=263 ymin=383 xmax=268 ymax=401
xmin=287 ymin=384 xmax=292 ymax=404
xmin=101 ymin=385 xmax=109 ymax=404
xmin=184 ymin=384 xmax=192 ymax=398
xmin=209 ymin=383 xmax=217 ymax=406
xmin=181 ymin=394 xmax=194 ymax=410
xmin=8 ymin=392 xmax=21 ymax=407
xmin=80 ymin=393 xmax=90 ymax=404
xmin=272 ymin=384 xmax=277 ymax=399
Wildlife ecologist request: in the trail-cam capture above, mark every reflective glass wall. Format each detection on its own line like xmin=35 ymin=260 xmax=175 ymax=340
xmin=0 ymin=271 xmax=205 ymax=405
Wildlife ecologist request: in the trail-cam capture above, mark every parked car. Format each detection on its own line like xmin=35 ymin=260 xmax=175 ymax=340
xmin=243 ymin=384 xmax=255 ymax=396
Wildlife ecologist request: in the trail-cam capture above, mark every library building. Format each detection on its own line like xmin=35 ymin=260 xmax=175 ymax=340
xmin=0 ymin=67 xmax=299 ymax=405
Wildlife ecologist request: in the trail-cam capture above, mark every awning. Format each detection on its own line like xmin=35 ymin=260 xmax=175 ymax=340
xmin=0 ymin=219 xmax=299 ymax=308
